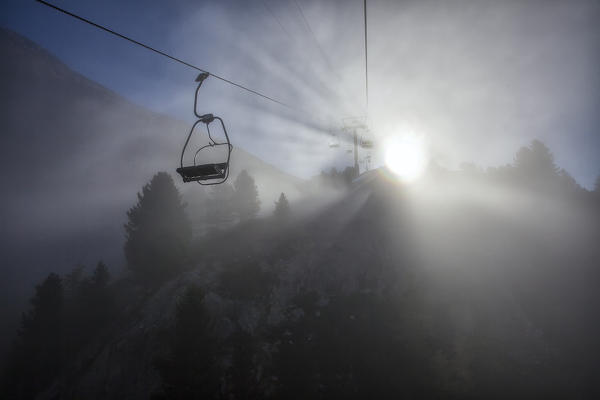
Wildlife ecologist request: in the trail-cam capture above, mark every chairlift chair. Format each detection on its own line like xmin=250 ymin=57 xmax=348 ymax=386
xmin=328 ymin=132 xmax=341 ymax=148
xmin=341 ymin=115 xmax=374 ymax=148
xmin=360 ymin=134 xmax=374 ymax=149
xmin=342 ymin=116 xmax=368 ymax=131
xmin=359 ymin=122 xmax=375 ymax=149
xmin=361 ymin=154 xmax=372 ymax=171
xmin=176 ymin=73 xmax=233 ymax=185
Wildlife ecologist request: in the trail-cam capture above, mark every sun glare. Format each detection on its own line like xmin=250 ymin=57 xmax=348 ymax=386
xmin=384 ymin=134 xmax=427 ymax=182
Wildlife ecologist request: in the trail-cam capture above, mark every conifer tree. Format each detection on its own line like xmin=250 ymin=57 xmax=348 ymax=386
xmin=513 ymin=140 xmax=559 ymax=185
xmin=84 ymin=261 xmax=114 ymax=329
xmin=206 ymin=182 xmax=235 ymax=225
xmin=232 ymin=170 xmax=260 ymax=221
xmin=124 ymin=172 xmax=191 ymax=286
xmin=273 ymin=192 xmax=291 ymax=220
xmin=3 ymin=273 xmax=64 ymax=398
xmin=155 ymin=285 xmax=221 ymax=398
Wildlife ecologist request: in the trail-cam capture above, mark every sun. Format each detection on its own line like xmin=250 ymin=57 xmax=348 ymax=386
xmin=384 ymin=134 xmax=427 ymax=182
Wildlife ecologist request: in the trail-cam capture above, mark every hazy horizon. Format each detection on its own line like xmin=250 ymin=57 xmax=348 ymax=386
xmin=2 ymin=0 xmax=599 ymax=187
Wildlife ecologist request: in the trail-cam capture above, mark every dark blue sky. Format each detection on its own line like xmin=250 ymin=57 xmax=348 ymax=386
xmin=1 ymin=0 xmax=224 ymax=116
xmin=1 ymin=0 xmax=343 ymax=175
xmin=2 ymin=0 xmax=599 ymax=186
xmin=4 ymin=1 xmax=193 ymax=74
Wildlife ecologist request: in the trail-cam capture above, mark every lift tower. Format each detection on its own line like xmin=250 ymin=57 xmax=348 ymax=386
xmin=342 ymin=116 xmax=371 ymax=176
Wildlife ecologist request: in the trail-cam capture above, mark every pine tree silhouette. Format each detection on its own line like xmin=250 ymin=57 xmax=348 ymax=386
xmin=155 ymin=285 xmax=221 ymax=398
xmin=3 ymin=273 xmax=63 ymax=398
xmin=206 ymin=182 xmax=235 ymax=225
xmin=273 ymin=192 xmax=291 ymax=220
xmin=232 ymin=170 xmax=260 ymax=221
xmin=124 ymin=172 xmax=191 ymax=286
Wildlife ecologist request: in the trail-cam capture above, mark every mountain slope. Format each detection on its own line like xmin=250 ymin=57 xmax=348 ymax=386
xmin=0 ymin=27 xmax=303 ymax=360
xmin=38 ymin=172 xmax=600 ymax=398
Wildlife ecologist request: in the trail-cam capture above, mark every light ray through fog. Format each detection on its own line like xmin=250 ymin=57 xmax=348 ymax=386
xmin=1 ymin=2 xmax=600 ymax=397
xmin=5 ymin=0 xmax=595 ymax=184
xmin=168 ymin=0 xmax=600 ymax=183
xmin=0 ymin=0 xmax=599 ymax=195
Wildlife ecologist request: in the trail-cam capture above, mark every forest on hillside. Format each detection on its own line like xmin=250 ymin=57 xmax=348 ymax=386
xmin=2 ymin=140 xmax=600 ymax=399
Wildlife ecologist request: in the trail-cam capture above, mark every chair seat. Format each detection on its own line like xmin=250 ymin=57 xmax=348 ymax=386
xmin=176 ymin=163 xmax=228 ymax=182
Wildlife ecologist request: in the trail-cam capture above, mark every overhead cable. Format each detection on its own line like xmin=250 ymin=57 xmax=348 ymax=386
xmin=36 ymin=0 xmax=295 ymax=110
xmin=364 ymin=0 xmax=369 ymax=110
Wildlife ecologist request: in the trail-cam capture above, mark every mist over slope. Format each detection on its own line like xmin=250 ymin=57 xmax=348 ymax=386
xmin=0 ymin=27 xmax=303 ymax=358
xmin=24 ymin=164 xmax=600 ymax=399
xmin=2 ymin=24 xmax=600 ymax=399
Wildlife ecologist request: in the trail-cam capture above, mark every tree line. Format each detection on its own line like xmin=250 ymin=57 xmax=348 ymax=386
xmin=2 ymin=263 xmax=115 ymax=398
xmin=2 ymin=140 xmax=599 ymax=398
xmin=1 ymin=168 xmax=292 ymax=398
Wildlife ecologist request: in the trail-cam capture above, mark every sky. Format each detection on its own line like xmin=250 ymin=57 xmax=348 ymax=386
xmin=1 ymin=0 xmax=599 ymax=187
